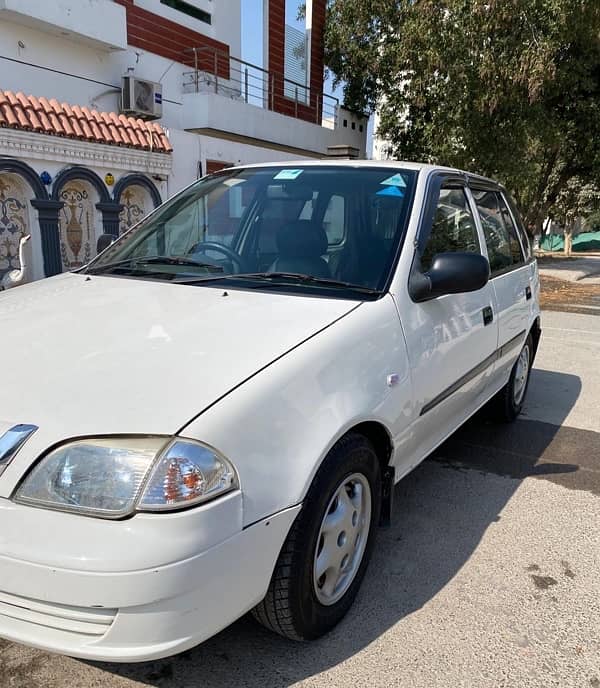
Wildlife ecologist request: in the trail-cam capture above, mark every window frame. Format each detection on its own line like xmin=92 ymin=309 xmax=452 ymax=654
xmin=415 ymin=176 xmax=482 ymax=270
xmin=407 ymin=170 xmax=535 ymax=302
xmin=503 ymin=192 xmax=532 ymax=262
xmin=470 ymin=184 xmax=529 ymax=278
xmin=230 ymin=166 xmax=418 ymax=293
xmin=159 ymin=0 xmax=211 ymax=25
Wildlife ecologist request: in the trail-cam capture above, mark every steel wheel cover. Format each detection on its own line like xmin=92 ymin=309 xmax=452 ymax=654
xmin=313 ymin=472 xmax=372 ymax=606
xmin=513 ymin=344 xmax=530 ymax=405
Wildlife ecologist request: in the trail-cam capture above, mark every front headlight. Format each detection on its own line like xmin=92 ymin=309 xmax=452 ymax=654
xmin=14 ymin=437 xmax=238 ymax=519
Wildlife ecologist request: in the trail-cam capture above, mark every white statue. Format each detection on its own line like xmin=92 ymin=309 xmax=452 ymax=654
xmin=1 ymin=235 xmax=32 ymax=291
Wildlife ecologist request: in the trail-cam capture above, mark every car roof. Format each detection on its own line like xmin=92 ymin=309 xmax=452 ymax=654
xmin=226 ymin=160 xmax=502 ymax=188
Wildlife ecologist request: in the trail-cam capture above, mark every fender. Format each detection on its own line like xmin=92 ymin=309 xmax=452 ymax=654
xmin=181 ymin=294 xmax=415 ymax=527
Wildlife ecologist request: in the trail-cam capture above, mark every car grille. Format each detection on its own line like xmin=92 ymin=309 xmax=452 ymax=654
xmin=0 ymin=590 xmax=116 ymax=637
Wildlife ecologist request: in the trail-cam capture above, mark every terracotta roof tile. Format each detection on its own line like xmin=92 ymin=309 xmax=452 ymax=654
xmin=116 ymin=114 xmax=137 ymax=147
xmin=79 ymin=106 xmax=103 ymax=142
xmin=90 ymin=109 xmax=112 ymax=143
xmin=28 ymin=95 xmax=53 ymax=133
xmin=71 ymin=105 xmax=93 ymax=139
xmin=62 ymin=103 xmax=84 ymax=138
xmin=0 ymin=89 xmax=172 ymax=153
xmin=38 ymin=97 xmax=65 ymax=136
xmin=16 ymin=92 xmax=42 ymax=132
xmin=102 ymin=111 xmax=125 ymax=145
xmin=131 ymin=118 xmax=151 ymax=149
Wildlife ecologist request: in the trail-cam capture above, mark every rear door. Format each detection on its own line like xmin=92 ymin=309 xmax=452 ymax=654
xmin=470 ymin=187 xmax=530 ymax=387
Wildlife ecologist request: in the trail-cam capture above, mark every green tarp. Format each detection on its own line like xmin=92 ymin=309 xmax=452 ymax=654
xmin=540 ymin=230 xmax=600 ymax=252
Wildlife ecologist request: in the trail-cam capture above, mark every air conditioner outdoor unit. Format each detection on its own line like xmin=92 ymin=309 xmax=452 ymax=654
xmin=121 ymin=76 xmax=162 ymax=120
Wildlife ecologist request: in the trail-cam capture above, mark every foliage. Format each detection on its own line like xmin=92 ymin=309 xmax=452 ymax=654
xmin=324 ymin=0 xmax=600 ymax=234
xmin=549 ymin=180 xmax=600 ymax=229
xmin=584 ymin=209 xmax=600 ymax=232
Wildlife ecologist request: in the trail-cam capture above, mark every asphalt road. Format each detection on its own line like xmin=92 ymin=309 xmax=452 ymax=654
xmin=1 ymin=309 xmax=599 ymax=688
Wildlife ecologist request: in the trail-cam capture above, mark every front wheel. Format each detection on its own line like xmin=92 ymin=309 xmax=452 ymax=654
xmin=252 ymin=433 xmax=381 ymax=640
xmin=490 ymin=333 xmax=533 ymax=422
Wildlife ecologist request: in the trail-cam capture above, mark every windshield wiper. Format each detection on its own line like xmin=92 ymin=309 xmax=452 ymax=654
xmin=87 ymin=256 xmax=224 ymax=274
xmin=176 ymin=271 xmax=381 ymax=294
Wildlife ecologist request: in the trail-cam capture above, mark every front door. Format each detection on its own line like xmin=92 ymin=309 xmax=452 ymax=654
xmin=394 ymin=179 xmax=499 ymax=469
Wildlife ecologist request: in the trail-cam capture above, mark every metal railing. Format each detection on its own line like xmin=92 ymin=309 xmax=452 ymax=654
xmin=183 ymin=46 xmax=338 ymax=129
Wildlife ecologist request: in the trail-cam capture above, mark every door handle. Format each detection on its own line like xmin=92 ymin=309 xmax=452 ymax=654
xmin=525 ymin=285 xmax=532 ymax=300
xmin=482 ymin=306 xmax=493 ymax=326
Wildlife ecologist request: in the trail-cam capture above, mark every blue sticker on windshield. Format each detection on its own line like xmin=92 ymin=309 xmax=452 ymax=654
xmin=376 ymin=186 xmax=404 ymax=198
xmin=274 ymin=169 xmax=304 ymax=181
xmin=380 ymin=173 xmax=407 ymax=188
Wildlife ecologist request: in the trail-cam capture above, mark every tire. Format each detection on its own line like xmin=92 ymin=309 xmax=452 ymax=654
xmin=490 ymin=333 xmax=533 ymax=422
xmin=252 ymin=432 xmax=382 ymax=641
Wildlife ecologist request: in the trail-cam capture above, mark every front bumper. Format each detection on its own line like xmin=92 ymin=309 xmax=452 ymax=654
xmin=0 ymin=498 xmax=300 ymax=662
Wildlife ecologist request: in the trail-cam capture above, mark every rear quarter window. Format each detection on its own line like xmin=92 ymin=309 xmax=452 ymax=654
xmin=472 ymin=190 xmax=526 ymax=274
xmin=503 ymin=193 xmax=532 ymax=261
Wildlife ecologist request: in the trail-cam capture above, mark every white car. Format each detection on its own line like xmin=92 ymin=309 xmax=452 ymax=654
xmin=0 ymin=161 xmax=540 ymax=662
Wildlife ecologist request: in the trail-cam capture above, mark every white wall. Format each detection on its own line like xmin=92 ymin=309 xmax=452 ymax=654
xmin=180 ymin=94 xmax=366 ymax=158
xmin=167 ymin=129 xmax=202 ymax=195
xmin=371 ymin=109 xmax=393 ymax=161
xmin=0 ymin=0 xmax=127 ymax=50
xmin=135 ymin=0 xmax=241 ymax=57
xmin=0 ymin=19 xmax=186 ymax=127
xmin=0 ymin=3 xmax=365 ymax=199
xmin=167 ymin=129 xmax=307 ymax=196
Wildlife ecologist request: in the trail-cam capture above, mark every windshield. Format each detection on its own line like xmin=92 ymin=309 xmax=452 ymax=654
xmin=86 ymin=166 xmax=417 ymax=297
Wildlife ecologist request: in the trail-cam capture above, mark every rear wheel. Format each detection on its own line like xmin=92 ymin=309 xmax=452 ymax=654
xmin=491 ymin=334 xmax=533 ymax=422
xmin=252 ymin=433 xmax=381 ymax=640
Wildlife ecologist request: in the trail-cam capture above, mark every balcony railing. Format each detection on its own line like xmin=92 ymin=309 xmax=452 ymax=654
xmin=183 ymin=46 xmax=338 ymax=129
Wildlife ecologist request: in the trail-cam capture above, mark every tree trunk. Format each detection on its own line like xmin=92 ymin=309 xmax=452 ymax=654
xmin=564 ymin=218 xmax=574 ymax=257
xmin=535 ymin=216 xmax=544 ymax=239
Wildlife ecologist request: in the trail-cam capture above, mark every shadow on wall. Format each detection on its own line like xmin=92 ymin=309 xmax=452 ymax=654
xmin=88 ymin=370 xmax=583 ymax=688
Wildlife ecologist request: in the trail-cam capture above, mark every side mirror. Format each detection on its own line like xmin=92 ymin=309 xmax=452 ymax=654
xmin=410 ymin=252 xmax=490 ymax=302
xmin=97 ymin=234 xmax=116 ymax=254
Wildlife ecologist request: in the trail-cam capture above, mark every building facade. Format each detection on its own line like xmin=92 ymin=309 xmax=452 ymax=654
xmin=370 ymin=108 xmax=393 ymax=161
xmin=0 ymin=0 xmax=367 ymax=283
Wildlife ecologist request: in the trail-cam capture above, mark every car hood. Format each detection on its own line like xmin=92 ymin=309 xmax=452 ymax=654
xmin=0 ymin=273 xmax=358 ymax=443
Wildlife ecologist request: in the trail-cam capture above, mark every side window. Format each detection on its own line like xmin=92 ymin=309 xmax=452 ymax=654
xmin=368 ymin=194 xmax=406 ymax=243
xmin=504 ymin=193 xmax=532 ymax=261
xmin=473 ymin=191 xmax=525 ymax=274
xmin=322 ymin=194 xmax=346 ymax=245
xmin=299 ymin=191 xmax=318 ymax=220
xmin=421 ymin=187 xmax=480 ymax=272
xmin=203 ymin=185 xmax=243 ymax=247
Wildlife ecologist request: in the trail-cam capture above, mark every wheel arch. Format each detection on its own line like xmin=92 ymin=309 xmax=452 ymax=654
xmin=311 ymin=419 xmax=395 ymax=527
xmin=344 ymin=420 xmax=393 ymax=473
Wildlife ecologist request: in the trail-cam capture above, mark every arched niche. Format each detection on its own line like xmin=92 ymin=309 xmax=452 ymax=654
xmin=114 ymin=174 xmax=162 ymax=234
xmin=0 ymin=172 xmax=45 ymax=282
xmin=56 ymin=178 xmax=104 ymax=270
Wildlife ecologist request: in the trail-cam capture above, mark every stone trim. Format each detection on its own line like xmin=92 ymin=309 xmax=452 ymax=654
xmin=0 ymin=129 xmax=172 ymax=176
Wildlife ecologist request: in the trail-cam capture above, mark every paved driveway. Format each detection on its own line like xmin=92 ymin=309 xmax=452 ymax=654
xmin=538 ymin=255 xmax=600 ymax=285
xmin=2 ymin=310 xmax=599 ymax=688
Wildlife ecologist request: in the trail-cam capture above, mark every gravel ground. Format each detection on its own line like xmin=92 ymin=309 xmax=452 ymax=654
xmin=1 ymin=310 xmax=599 ymax=688
xmin=540 ymin=275 xmax=600 ymax=314
xmin=538 ymin=255 xmax=600 ymax=314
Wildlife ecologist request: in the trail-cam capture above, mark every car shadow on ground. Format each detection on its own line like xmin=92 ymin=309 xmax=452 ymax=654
xmin=88 ymin=370 xmax=586 ymax=688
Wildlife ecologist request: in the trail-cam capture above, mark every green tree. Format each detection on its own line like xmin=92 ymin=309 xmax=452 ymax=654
xmin=548 ymin=179 xmax=600 ymax=254
xmin=325 ymin=0 xmax=600 ymax=235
